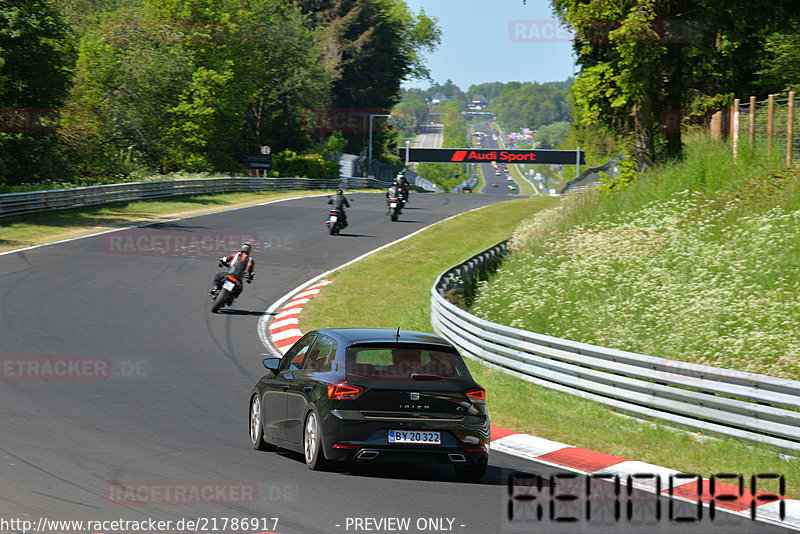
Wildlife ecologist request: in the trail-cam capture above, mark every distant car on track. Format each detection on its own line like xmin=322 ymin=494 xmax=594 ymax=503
xmin=249 ymin=328 xmax=490 ymax=481
xmin=492 ymin=182 xmax=499 ymax=187
xmin=508 ymin=184 xmax=517 ymax=191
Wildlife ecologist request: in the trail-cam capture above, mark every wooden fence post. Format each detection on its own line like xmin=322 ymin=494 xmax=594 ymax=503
xmin=768 ymin=94 xmax=775 ymax=158
xmin=749 ymin=96 xmax=756 ymax=151
xmin=787 ymin=91 xmax=795 ymax=168
xmin=710 ymin=111 xmax=723 ymax=140
xmin=732 ymin=99 xmax=740 ymax=162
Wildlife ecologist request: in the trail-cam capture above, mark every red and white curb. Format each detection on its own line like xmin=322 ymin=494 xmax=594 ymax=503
xmin=262 ymin=279 xmax=799 ymax=531
xmin=490 ymin=426 xmax=800 ymax=530
xmin=268 ymin=280 xmax=333 ymax=353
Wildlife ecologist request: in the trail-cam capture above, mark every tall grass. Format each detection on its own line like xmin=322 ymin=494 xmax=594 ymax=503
xmin=471 ymin=133 xmax=800 ymax=379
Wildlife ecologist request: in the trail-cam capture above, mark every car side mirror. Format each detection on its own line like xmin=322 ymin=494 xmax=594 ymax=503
xmin=262 ymin=357 xmax=281 ymax=375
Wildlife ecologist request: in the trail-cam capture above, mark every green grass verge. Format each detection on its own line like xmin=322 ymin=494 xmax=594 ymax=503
xmin=300 ymin=196 xmax=559 ymax=331
xmin=492 ymin=122 xmax=536 ymax=196
xmin=507 ymin=163 xmax=537 ymax=196
xmin=0 ymin=190 xmax=338 ymax=253
xmin=299 ymin=192 xmax=800 ymax=499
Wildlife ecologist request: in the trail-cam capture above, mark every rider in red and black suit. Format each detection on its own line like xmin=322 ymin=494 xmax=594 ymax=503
xmin=210 ymin=243 xmax=255 ymax=297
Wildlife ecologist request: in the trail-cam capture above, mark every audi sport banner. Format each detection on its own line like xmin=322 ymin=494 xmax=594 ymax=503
xmin=397 ymin=148 xmax=585 ymax=165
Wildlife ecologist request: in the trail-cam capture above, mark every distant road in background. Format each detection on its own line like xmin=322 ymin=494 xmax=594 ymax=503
xmin=473 ymin=124 xmax=519 ymax=197
xmin=413 ymin=123 xmax=443 ymax=148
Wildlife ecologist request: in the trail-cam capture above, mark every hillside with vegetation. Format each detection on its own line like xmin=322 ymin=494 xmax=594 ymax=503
xmin=471 ymin=134 xmax=800 ymax=379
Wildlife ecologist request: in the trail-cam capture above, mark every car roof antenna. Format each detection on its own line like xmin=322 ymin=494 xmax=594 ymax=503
xmin=395 ymin=327 xmax=400 ymax=342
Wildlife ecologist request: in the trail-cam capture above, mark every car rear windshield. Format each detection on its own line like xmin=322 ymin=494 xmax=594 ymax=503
xmin=345 ymin=345 xmax=469 ymax=381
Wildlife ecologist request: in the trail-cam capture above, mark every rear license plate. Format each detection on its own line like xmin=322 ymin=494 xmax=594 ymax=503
xmin=329 ymin=215 xmax=338 ymax=223
xmin=388 ymin=430 xmax=440 ymax=444
xmin=222 ymin=280 xmax=235 ymax=291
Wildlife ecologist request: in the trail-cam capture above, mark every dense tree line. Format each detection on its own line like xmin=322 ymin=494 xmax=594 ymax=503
xmin=551 ymin=0 xmax=800 ymax=169
xmin=490 ymin=80 xmax=572 ymax=131
xmin=0 ymin=0 xmax=439 ymax=185
xmin=466 ymin=82 xmax=505 ymax=103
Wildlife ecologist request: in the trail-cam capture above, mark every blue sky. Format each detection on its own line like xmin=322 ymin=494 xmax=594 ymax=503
xmin=402 ymin=0 xmax=576 ymax=91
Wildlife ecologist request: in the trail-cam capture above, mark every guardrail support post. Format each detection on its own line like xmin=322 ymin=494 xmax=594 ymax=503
xmin=768 ymin=94 xmax=775 ymax=159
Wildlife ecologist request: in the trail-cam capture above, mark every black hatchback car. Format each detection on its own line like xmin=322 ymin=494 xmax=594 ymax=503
xmin=249 ymin=328 xmax=490 ymax=481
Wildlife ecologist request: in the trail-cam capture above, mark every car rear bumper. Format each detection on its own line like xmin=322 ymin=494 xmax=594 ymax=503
xmin=321 ymin=410 xmax=490 ymax=465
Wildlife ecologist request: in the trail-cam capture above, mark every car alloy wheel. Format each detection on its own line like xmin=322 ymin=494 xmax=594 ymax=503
xmin=249 ymin=395 xmax=273 ymax=451
xmin=303 ymin=409 xmax=327 ymax=470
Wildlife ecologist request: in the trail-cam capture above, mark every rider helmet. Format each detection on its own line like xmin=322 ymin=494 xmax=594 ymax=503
xmin=337 ymin=189 xmax=343 ymax=195
xmin=241 ymin=243 xmax=252 ymax=254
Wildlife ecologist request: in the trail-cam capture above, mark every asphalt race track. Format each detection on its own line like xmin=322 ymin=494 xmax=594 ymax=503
xmin=472 ymin=125 xmax=519 ymax=197
xmin=0 ymin=193 xmax=789 ymax=534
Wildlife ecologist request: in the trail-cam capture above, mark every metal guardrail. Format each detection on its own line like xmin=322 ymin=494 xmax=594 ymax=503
xmin=0 ymin=176 xmax=413 ymax=219
xmin=431 ymin=240 xmax=800 ymax=452
xmin=560 ymin=156 xmax=624 ymax=195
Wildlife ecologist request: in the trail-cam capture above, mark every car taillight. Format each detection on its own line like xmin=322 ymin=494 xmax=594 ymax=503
xmin=466 ymin=388 xmax=485 ymax=403
xmin=327 ymin=382 xmax=363 ymax=400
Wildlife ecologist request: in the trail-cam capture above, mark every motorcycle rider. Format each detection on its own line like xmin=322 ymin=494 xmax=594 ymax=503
xmin=327 ymin=189 xmax=350 ymax=228
xmin=395 ymin=171 xmax=410 ymax=204
xmin=210 ymin=242 xmax=255 ymax=297
xmin=386 ymin=180 xmax=403 ymax=215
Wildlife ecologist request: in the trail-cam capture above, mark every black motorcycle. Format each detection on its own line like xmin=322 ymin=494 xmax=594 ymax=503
xmin=210 ymin=262 xmax=252 ymax=313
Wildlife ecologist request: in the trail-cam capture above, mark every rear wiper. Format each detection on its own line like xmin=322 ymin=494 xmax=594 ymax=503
xmin=410 ymin=373 xmax=450 ymax=381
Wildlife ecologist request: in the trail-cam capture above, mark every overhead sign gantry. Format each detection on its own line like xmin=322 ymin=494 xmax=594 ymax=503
xmin=397 ymin=147 xmax=585 ymax=165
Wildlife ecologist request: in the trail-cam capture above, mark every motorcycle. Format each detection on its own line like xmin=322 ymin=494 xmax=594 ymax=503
xmin=387 ymin=198 xmax=400 ymax=221
xmin=210 ymin=261 xmax=252 ymax=313
xmin=326 ymin=209 xmax=344 ymax=235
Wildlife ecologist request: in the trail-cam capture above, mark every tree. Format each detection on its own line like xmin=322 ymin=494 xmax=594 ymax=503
xmin=466 ymin=82 xmax=505 ymax=103
xmin=65 ymin=0 xmax=332 ymax=175
xmin=0 ymin=0 xmax=73 ymax=184
xmin=757 ymin=18 xmax=800 ymax=93
xmin=490 ymin=80 xmax=572 ymax=131
xmin=551 ymin=0 xmax=800 ymax=169
xmin=535 ymin=121 xmax=571 ymax=148
xmin=292 ymin=0 xmax=441 ymax=155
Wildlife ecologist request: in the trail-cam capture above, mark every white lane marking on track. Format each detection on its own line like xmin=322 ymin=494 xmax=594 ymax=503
xmin=270 ymin=317 xmax=299 ymax=330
